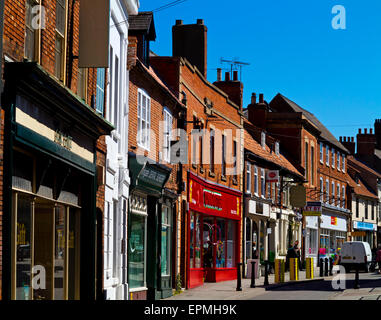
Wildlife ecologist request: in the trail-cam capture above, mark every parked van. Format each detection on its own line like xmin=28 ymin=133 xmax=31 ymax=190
xmin=338 ymin=241 xmax=372 ymax=272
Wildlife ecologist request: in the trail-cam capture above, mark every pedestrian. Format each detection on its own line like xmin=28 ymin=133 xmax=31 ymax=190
xmin=376 ymin=247 xmax=381 ymax=274
xmin=293 ymin=240 xmax=303 ymax=271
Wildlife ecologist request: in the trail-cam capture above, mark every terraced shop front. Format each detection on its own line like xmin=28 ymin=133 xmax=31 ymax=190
xmin=2 ymin=62 xmax=113 ymax=300
xmin=187 ymin=172 xmax=242 ymax=289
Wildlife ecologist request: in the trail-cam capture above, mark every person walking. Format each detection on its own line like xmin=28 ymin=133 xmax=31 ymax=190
xmin=376 ymin=247 xmax=381 ymax=274
xmin=293 ymin=240 xmax=303 ymax=271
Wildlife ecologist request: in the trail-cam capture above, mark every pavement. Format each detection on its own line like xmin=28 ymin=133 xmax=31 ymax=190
xmin=165 ymin=268 xmax=381 ymax=300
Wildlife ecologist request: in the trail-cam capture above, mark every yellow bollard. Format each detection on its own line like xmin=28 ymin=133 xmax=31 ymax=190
xmin=306 ymin=258 xmax=314 ymax=279
xmin=289 ymin=258 xmax=299 ymax=281
xmin=274 ymin=259 xmax=285 ymax=283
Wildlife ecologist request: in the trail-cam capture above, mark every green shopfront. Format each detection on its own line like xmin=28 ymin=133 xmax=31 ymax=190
xmin=128 ymin=153 xmax=174 ymax=300
xmin=2 ymin=62 xmax=113 ymax=300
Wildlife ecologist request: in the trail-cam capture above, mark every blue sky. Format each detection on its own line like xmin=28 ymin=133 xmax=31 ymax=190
xmin=140 ymin=0 xmax=381 ymax=140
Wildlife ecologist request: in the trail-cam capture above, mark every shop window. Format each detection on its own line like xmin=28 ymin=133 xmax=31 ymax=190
xmin=195 ymin=215 xmax=201 ymax=268
xmin=13 ymin=150 xmax=33 ymax=192
xmin=216 ymin=219 xmax=227 ymax=268
xmin=227 ymin=221 xmax=236 ymax=268
xmin=161 ymin=206 xmax=171 ymax=276
xmin=245 ymin=218 xmax=252 ymax=262
xmin=203 ymin=217 xmax=214 ymax=268
xmin=128 ymin=213 xmax=147 ymax=289
xmin=190 ymin=214 xmax=194 ymax=268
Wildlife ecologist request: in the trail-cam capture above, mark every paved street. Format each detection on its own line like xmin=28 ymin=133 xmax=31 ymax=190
xmin=166 ymin=270 xmax=381 ymax=300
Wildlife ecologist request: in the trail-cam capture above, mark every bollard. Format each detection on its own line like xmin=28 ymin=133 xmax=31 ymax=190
xmin=236 ymin=263 xmax=242 ymax=291
xmin=250 ymin=261 xmax=256 ymax=288
xmin=264 ymin=261 xmax=269 ymax=286
xmin=319 ymin=258 xmax=324 ymax=277
xmin=306 ymin=258 xmax=314 ymax=279
xmin=274 ymin=259 xmax=285 ymax=283
xmin=324 ymin=258 xmax=329 ymax=277
xmin=329 ymin=257 xmax=333 ymax=276
xmin=354 ymin=264 xmax=360 ymax=289
xmin=289 ymin=258 xmax=299 ymax=281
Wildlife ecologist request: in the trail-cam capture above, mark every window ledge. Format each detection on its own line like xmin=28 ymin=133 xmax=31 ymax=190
xmin=232 ymin=178 xmax=238 ymax=185
xmin=199 ymin=167 xmax=205 ymax=174
xmin=208 ymin=170 xmax=216 ymax=178
xmin=221 ymin=175 xmax=227 ymax=182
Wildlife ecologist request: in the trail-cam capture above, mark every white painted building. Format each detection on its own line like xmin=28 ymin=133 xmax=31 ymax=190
xmin=101 ymin=0 xmax=139 ymax=300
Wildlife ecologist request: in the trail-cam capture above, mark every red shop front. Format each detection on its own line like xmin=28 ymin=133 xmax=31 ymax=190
xmin=187 ymin=172 xmax=242 ymax=289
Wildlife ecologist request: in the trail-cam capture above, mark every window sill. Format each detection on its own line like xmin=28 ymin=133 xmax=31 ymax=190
xmin=208 ymin=170 xmax=216 ymax=178
xmin=221 ymin=175 xmax=227 ymax=182
xmin=192 ymin=164 xmax=197 ymax=170
xmin=199 ymin=167 xmax=205 ymax=174
xmin=232 ymin=178 xmax=238 ymax=185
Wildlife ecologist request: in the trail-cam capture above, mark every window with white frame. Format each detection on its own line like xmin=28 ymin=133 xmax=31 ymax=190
xmin=96 ymin=68 xmax=105 ymax=115
xmin=332 ymin=148 xmax=335 ymax=168
xmin=326 ymin=145 xmax=329 ymax=166
xmin=261 ymin=169 xmax=265 ymax=196
xmin=163 ymin=108 xmax=173 ymax=163
xmin=137 ymin=89 xmax=151 ymax=150
xmin=55 ymin=0 xmax=67 ymax=81
xmin=342 ymin=154 xmax=345 ymax=172
xmin=25 ymin=0 xmax=40 ymax=61
xmin=246 ymin=162 xmax=251 ymax=194
xmin=342 ymin=185 xmax=345 ymax=207
xmin=326 ymin=179 xmax=329 ymax=203
xmin=320 ymin=142 xmax=323 ymax=163
xmin=222 ymin=134 xmax=226 ymax=176
xmin=320 ymin=177 xmax=324 ymax=201
xmin=254 ymin=166 xmax=258 ymax=195
xmin=331 ymin=181 xmax=335 ymax=204
xmin=337 ymin=151 xmax=340 ymax=170
xmin=337 ymin=183 xmax=340 ymax=207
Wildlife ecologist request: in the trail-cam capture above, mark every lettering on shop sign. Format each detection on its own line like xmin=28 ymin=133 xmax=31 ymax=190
xmin=203 ymin=189 xmax=222 ymax=211
xmin=140 ymin=167 xmax=166 ymax=186
xmin=54 ymin=130 xmax=72 ymax=150
xmin=331 ymin=216 xmax=337 ymax=226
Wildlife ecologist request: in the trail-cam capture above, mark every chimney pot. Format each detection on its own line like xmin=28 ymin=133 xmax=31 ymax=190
xmin=217 ymin=68 xmax=222 ymax=82
xmin=251 ymin=93 xmax=257 ymax=105
xmin=359 ymin=129 xmax=362 ymax=134
xmin=365 ymin=128 xmax=368 ymax=134
xmin=176 ymin=20 xmax=183 ymax=25
xmin=351 ymin=137 xmax=354 ymax=142
xmin=259 ymin=93 xmax=264 ymax=103
xmin=225 ymin=72 xmax=230 ymax=81
xmin=233 ymin=70 xmax=238 ymax=81
xmin=370 ymin=128 xmax=373 ymax=134
xmin=197 ymin=19 xmax=204 ymax=25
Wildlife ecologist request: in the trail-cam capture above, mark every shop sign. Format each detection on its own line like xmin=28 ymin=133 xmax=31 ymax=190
xmin=331 ymin=216 xmax=337 ymax=226
xmin=266 ymin=170 xmax=279 ymax=183
xmin=353 ymin=221 xmax=376 ymax=231
xmin=203 ymin=189 xmax=222 ymax=211
xmin=140 ymin=166 xmax=167 ymax=188
xmin=303 ymin=202 xmax=322 ymax=216
xmin=321 ymin=214 xmax=347 ymax=232
xmin=351 ymin=231 xmax=366 ymax=237
xmin=54 ymin=130 xmax=73 ymax=150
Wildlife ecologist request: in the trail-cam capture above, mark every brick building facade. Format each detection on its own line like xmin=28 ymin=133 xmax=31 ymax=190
xmin=1 ymin=0 xmax=112 ymax=300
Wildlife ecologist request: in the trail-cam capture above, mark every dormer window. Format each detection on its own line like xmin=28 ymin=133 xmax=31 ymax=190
xmin=275 ymin=142 xmax=280 ymax=155
xmin=261 ymin=132 xmax=266 ymax=149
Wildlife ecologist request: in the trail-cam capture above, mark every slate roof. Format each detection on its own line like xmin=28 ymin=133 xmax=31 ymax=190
xmin=128 ymin=12 xmax=156 ymax=40
xmin=271 ymin=93 xmax=349 ymax=154
xmin=244 ymin=119 xmax=304 ymax=179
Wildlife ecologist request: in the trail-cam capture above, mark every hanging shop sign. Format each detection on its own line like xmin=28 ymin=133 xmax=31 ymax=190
xmin=188 ymin=172 xmax=241 ymax=220
xmin=303 ymin=202 xmax=322 ymax=216
xmin=266 ymin=170 xmax=279 ymax=183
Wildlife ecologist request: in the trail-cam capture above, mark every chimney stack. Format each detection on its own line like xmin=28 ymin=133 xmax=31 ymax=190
xmin=341 ymin=136 xmax=355 ymax=155
xmin=233 ymin=70 xmax=238 ymax=81
xmin=247 ymin=92 xmax=267 ymax=129
xmin=217 ymin=68 xmax=222 ymax=82
xmin=225 ymin=72 xmax=230 ymax=81
xmin=357 ymin=127 xmax=376 ymax=158
xmin=173 ymin=19 xmax=208 ymax=78
xmin=375 ymin=119 xmax=381 ymax=149
xmin=214 ymin=71 xmax=243 ymax=109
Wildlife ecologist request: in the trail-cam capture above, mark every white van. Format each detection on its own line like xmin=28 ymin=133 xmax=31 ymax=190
xmin=339 ymin=241 xmax=372 ymax=272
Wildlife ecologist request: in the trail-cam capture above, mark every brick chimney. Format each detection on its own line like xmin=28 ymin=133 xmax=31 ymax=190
xmin=357 ymin=128 xmax=376 ymax=162
xmin=340 ymin=136 xmax=355 ymax=155
xmin=247 ymin=92 xmax=267 ymax=129
xmin=213 ymin=70 xmax=244 ymax=109
xmin=375 ymin=119 xmax=381 ymax=149
xmin=127 ymin=36 xmax=138 ymax=70
xmin=172 ymin=19 xmax=207 ymax=78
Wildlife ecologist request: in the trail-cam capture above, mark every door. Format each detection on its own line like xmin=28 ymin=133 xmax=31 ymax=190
xmin=159 ymin=204 xmax=172 ymax=298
